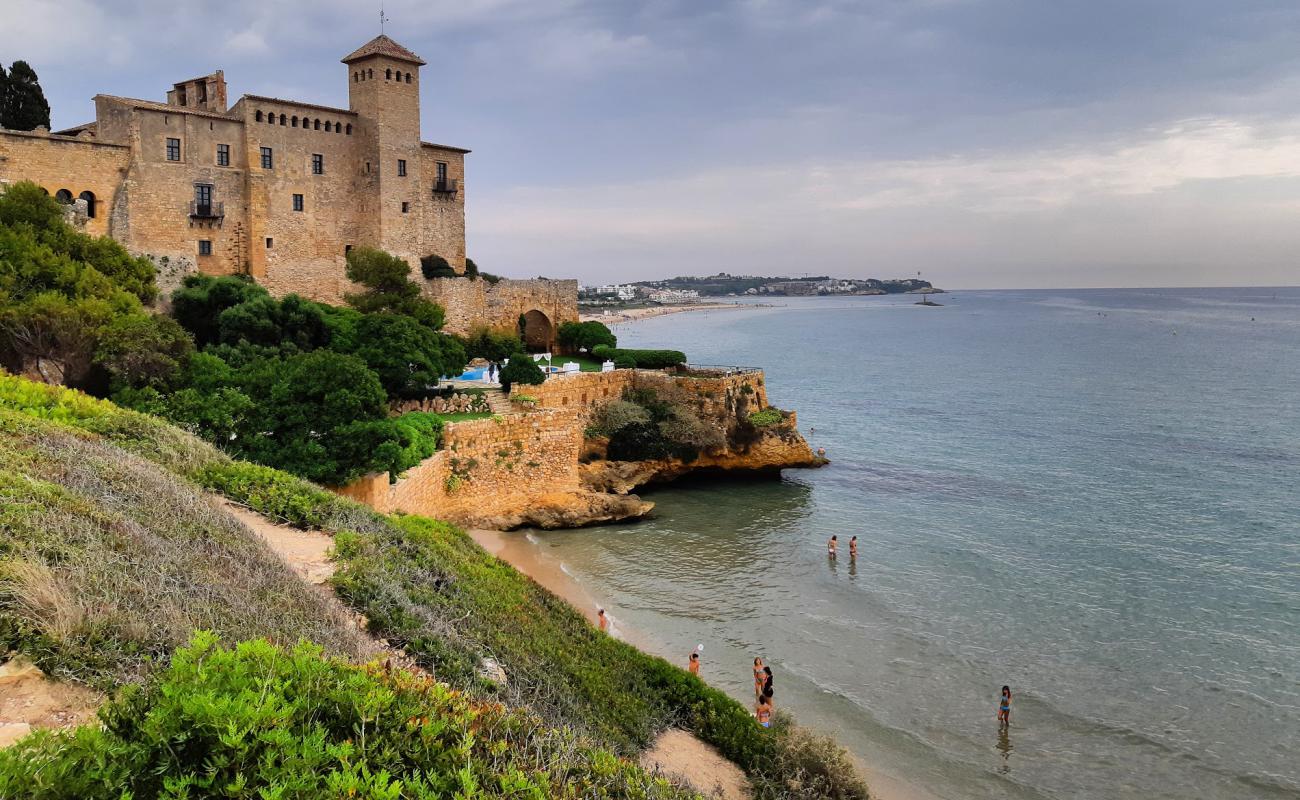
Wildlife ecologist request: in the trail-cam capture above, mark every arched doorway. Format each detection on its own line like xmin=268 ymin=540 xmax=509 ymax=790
xmin=54 ymin=189 xmax=73 ymax=204
xmin=521 ymin=309 xmax=552 ymax=352
xmin=79 ymin=190 xmax=96 ymax=218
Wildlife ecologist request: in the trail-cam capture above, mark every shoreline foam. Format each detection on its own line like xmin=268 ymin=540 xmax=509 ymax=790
xmin=579 ymin=302 xmax=755 ymax=325
xmin=467 ymin=528 xmax=930 ymax=800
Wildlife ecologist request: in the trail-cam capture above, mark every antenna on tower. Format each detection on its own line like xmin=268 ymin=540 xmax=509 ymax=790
xmin=379 ymin=2 xmax=388 ymax=33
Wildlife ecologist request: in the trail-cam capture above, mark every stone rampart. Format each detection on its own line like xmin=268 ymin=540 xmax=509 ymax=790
xmin=423 ymin=277 xmax=579 ymax=344
xmin=511 ymin=368 xmax=771 ymax=426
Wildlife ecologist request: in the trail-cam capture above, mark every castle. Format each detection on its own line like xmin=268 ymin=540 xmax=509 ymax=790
xmin=0 ymin=35 xmax=576 ymax=347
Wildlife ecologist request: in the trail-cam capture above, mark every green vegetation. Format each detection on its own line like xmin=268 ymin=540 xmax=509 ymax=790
xmin=597 ymin=384 xmax=726 ymax=462
xmin=0 ymin=373 xmax=868 ymax=798
xmin=0 ymin=60 xmax=51 ymax=131
xmin=558 ymin=320 xmax=617 ymax=353
xmin=592 ymin=345 xmax=687 ymax=369
xmin=460 ymin=326 xmax=524 ymax=363
xmin=0 ymin=185 xmax=469 ymax=485
xmin=419 ymin=252 xmax=457 ymax=279
xmin=498 ymin=352 xmax=545 ymax=392
xmin=748 ymin=408 xmax=786 ymax=427
xmin=0 ymin=633 xmax=692 ymax=800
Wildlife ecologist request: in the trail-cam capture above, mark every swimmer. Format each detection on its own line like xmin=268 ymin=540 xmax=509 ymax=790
xmin=997 ymin=685 xmax=1012 ymax=727
xmin=828 ymin=535 xmax=838 ymax=558
xmin=849 ymin=535 xmax=858 ymax=559
xmin=597 ymin=608 xmax=608 ymax=633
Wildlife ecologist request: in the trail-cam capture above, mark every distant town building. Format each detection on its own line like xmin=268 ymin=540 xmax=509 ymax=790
xmin=648 ymin=288 xmax=700 ymax=303
xmin=582 ymin=284 xmax=638 ymax=300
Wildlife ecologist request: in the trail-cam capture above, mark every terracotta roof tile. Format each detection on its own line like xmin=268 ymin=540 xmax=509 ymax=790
xmin=341 ymin=35 xmax=427 ymax=66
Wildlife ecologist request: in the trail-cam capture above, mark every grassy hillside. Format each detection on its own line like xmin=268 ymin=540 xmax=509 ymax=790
xmin=0 ymin=373 xmax=868 ymax=798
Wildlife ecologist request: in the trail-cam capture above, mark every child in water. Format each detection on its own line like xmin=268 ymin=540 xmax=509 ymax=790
xmin=997 ymin=685 xmax=1012 ymax=726
xmin=828 ymin=535 xmax=838 ymax=558
xmin=688 ymin=652 xmax=700 ymax=676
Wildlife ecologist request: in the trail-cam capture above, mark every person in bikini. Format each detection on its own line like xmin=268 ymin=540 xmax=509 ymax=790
xmin=828 ymin=535 xmax=838 ymax=558
xmin=849 ymin=536 xmax=858 ymax=559
xmin=688 ymin=651 xmax=700 ymax=676
xmin=756 ymin=691 xmax=774 ymax=728
xmin=997 ymin=685 xmax=1012 ymax=727
xmin=597 ymin=608 xmax=608 ymax=633
xmin=753 ymin=657 xmax=766 ymax=698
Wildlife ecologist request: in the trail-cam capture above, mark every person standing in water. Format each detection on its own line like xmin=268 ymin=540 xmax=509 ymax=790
xmin=688 ymin=652 xmax=700 ymax=676
xmin=762 ymin=666 xmax=774 ymax=698
xmin=753 ymin=657 xmax=766 ymax=698
xmin=997 ymin=685 xmax=1012 ymax=726
xmin=756 ymin=691 xmax=774 ymax=728
xmin=597 ymin=608 xmax=608 ymax=633
xmin=849 ymin=536 xmax=858 ymax=559
xmin=828 ymin=535 xmax=838 ymax=558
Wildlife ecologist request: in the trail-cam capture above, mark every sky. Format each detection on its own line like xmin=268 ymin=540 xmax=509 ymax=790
xmin=4 ymin=0 xmax=1300 ymax=289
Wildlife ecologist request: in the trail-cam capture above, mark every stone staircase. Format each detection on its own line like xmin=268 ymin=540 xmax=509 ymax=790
xmin=481 ymin=387 xmax=513 ymax=415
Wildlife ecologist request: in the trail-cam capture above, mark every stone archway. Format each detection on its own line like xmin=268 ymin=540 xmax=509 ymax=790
xmin=521 ymin=309 xmax=552 ymax=352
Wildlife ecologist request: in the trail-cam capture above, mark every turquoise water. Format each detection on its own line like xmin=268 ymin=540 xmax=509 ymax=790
xmin=525 ymin=289 xmax=1300 ymax=800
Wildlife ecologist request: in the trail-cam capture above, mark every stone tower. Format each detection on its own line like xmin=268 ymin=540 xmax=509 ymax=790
xmin=343 ymin=35 xmax=428 ymax=266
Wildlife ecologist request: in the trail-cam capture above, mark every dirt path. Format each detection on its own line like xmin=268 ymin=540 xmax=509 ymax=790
xmin=640 ymin=728 xmax=752 ymax=800
xmin=0 ymin=656 xmax=102 ymax=748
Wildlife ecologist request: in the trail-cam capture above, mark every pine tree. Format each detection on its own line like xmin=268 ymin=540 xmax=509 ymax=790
xmin=2 ymin=61 xmax=51 ymax=131
xmin=0 ymin=65 xmax=9 ymax=127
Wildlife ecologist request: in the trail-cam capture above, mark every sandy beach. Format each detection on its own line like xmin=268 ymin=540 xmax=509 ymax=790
xmin=467 ymin=528 xmax=928 ymax=800
xmin=580 ymin=302 xmax=754 ymax=325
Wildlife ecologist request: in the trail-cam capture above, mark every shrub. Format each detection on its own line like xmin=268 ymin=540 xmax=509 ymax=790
xmin=197 ymin=461 xmax=344 ymax=529
xmin=606 ymin=420 xmax=670 ymax=461
xmin=0 ymin=633 xmax=694 ymax=800
xmin=419 ymin=252 xmax=457 ymax=279
xmin=590 ymin=399 xmax=650 ymax=435
xmin=592 ymin=345 xmax=686 ymax=369
xmin=347 ymin=247 xmax=446 ymax=330
xmin=347 ymin=314 xmax=466 ymax=398
xmin=748 ymin=407 xmax=784 ymax=427
xmin=659 ymin=409 xmax=724 ymax=453
xmin=498 ymin=353 xmax=545 ymax=392
xmin=94 ymin=313 xmax=193 ymax=391
xmin=463 ymin=257 xmax=479 ymax=278
xmin=614 ymin=354 xmax=636 ymax=369
xmin=170 ymin=274 xmax=268 ymax=348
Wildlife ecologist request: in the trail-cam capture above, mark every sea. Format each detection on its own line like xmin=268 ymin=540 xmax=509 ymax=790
xmin=522 ymin=288 xmax=1300 ymax=800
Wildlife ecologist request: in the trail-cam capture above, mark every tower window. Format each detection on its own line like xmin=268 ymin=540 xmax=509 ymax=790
xmin=198 ymin=240 xmax=212 ymax=256
xmin=345 ymin=123 xmax=352 ymax=135
xmin=194 ymin=183 xmax=213 ymax=213
xmin=385 ymin=68 xmax=392 ymax=80
xmin=405 ymin=72 xmax=412 ymax=83
xmin=255 ymin=110 xmax=263 ymax=122
xmin=368 ymin=68 xmax=373 ymax=79
xmin=216 ymin=143 xmax=229 ymax=166
xmin=260 ymin=147 xmax=273 ymax=169
xmin=265 ymin=237 xmax=273 ymax=249
xmin=279 ymin=113 xmax=286 ymax=125
xmin=265 ymin=110 xmax=273 ymax=123
xmin=401 ymin=202 xmax=410 ymax=213
xmin=325 ymin=121 xmax=332 ymax=133
xmin=292 ymin=116 xmax=298 ymax=127
xmin=436 ymin=161 xmax=447 ymax=182
xmin=312 ymin=154 xmax=324 ymax=175
xmin=166 ymin=137 xmax=181 ymax=161
xmin=397 ymin=159 xmax=406 ymax=177
xmin=314 ymin=119 xmax=321 ymax=130
xmin=292 ymin=193 xmax=304 ymax=212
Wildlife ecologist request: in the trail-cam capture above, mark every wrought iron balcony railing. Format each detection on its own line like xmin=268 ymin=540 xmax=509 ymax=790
xmin=189 ymin=200 xmax=224 ymax=218
xmin=432 ymin=178 xmax=459 ymax=195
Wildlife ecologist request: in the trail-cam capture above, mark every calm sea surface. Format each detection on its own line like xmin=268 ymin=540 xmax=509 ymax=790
xmin=525 ymin=289 xmax=1300 ymax=800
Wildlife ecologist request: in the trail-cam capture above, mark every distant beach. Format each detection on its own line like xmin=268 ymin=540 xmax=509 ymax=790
xmin=579 ymin=302 xmax=755 ymax=325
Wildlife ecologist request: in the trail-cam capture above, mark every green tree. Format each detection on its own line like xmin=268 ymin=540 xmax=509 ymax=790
xmin=95 ymin=313 xmax=194 ymax=390
xmin=461 ymin=326 xmax=523 ymax=362
xmin=557 ymin=320 xmax=616 ymax=353
xmin=419 ymin=253 xmax=457 ymax=279
xmin=0 ymin=61 xmax=50 ymax=131
xmin=463 ymin=257 xmax=480 ymax=279
xmin=346 ymin=247 xmax=445 ymax=329
xmin=232 ymin=350 xmax=390 ymax=485
xmin=498 ymin=352 xmax=545 ymax=392
xmin=170 ymin=274 xmax=268 ymax=347
xmin=348 ymin=313 xmax=466 ymax=398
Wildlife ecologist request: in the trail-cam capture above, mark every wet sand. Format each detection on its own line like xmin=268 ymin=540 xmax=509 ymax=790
xmin=466 ymin=528 xmax=930 ymax=800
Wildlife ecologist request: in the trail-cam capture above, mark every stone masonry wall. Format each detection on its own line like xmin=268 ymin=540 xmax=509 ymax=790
xmin=0 ymin=130 xmax=130 ymax=238
xmin=424 ymin=277 xmax=579 ymax=340
xmin=511 ymin=368 xmax=770 ymax=426
xmin=334 ymin=409 xmax=583 ymax=523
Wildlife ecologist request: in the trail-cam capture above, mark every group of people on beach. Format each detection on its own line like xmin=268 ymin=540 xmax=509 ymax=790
xmin=595 ymin=555 xmax=1013 ymax=731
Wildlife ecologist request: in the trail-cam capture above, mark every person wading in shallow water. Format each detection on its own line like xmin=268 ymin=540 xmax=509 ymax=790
xmin=998 ymin=685 xmax=1012 ymax=727
xmin=753 ymin=657 xmax=766 ymax=698
xmin=597 ymin=608 xmax=608 ymax=633
xmin=828 ymin=535 xmax=838 ymax=558
xmin=688 ymin=652 xmax=700 ymax=676
xmin=849 ymin=536 xmax=858 ymax=559
xmin=756 ymin=691 xmax=774 ymax=728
